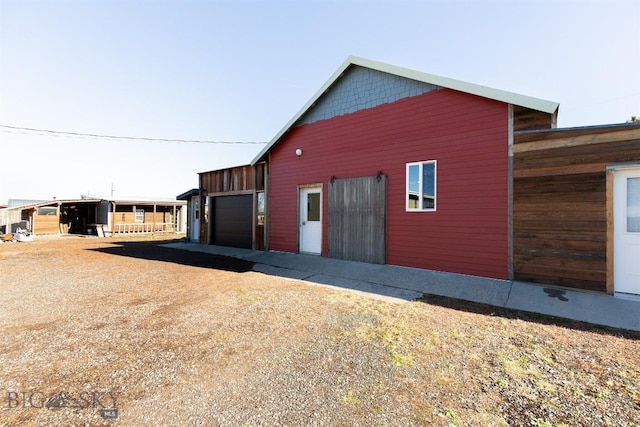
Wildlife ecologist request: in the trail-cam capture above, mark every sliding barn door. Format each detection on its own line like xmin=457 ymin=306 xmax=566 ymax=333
xmin=328 ymin=175 xmax=386 ymax=264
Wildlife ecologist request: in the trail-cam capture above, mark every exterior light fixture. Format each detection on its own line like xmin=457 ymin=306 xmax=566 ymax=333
xmin=295 ymin=148 xmax=303 ymax=157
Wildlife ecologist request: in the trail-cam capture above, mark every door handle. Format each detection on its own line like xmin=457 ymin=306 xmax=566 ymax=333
xmin=302 ymin=221 xmax=306 ymax=225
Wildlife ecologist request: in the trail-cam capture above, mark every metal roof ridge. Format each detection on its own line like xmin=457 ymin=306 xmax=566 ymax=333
xmin=347 ymin=55 xmax=559 ymax=114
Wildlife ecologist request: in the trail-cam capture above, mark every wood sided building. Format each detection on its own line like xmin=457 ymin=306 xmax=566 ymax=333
xmin=513 ymin=122 xmax=640 ymax=296
xmin=192 ymin=56 xmax=640 ymax=299
xmin=198 ymin=163 xmax=267 ymax=250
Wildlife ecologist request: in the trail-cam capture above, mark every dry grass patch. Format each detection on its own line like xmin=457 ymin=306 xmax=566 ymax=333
xmin=1 ymin=236 xmax=639 ymax=426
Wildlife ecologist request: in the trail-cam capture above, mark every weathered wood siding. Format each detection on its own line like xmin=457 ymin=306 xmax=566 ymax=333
xmin=0 ymin=209 xmax=22 ymax=233
xmin=199 ymin=163 xmax=267 ymax=247
xmin=34 ymin=213 xmax=60 ymax=234
xmin=513 ymin=123 xmax=640 ymax=292
xmin=513 ymin=105 xmax=556 ymax=132
xmin=111 ymin=204 xmax=179 ymax=233
xmin=268 ymin=89 xmax=511 ymax=279
xmin=113 ymin=208 xmax=170 ymax=223
xmin=200 ymin=163 xmax=266 ymax=195
xmin=328 ymin=176 xmax=386 ymax=264
xmin=114 ymin=211 xmax=136 ymax=223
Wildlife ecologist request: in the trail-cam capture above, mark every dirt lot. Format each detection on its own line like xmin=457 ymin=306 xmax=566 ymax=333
xmin=1 ymin=235 xmax=639 ymax=426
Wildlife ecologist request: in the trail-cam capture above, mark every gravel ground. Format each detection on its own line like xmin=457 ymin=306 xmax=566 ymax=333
xmin=1 ymin=235 xmax=639 ymax=426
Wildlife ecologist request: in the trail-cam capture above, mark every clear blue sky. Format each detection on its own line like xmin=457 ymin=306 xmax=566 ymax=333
xmin=1 ymin=0 xmax=638 ymax=203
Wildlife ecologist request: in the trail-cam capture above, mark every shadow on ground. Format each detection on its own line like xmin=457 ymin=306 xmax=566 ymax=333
xmin=89 ymin=240 xmax=255 ymax=273
xmin=420 ymin=294 xmax=640 ymax=340
xmin=90 ymin=240 xmax=640 ymax=338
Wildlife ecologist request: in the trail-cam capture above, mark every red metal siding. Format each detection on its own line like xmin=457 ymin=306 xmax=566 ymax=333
xmin=268 ymin=89 xmax=510 ymax=279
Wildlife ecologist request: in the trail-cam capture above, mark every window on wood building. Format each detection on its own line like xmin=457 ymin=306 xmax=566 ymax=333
xmin=257 ymin=192 xmax=265 ymax=225
xmin=135 ymin=208 xmax=144 ymax=222
xmin=406 ymin=160 xmax=436 ymax=211
xmin=37 ymin=206 xmax=57 ymax=216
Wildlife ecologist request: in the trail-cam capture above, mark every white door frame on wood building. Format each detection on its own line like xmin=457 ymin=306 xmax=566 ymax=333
xmin=190 ymin=195 xmax=200 ymax=242
xmin=299 ymin=185 xmax=322 ymax=255
xmin=610 ymin=165 xmax=640 ymax=300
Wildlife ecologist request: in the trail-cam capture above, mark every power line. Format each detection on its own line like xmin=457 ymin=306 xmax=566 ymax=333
xmin=0 ymin=125 xmax=267 ymax=145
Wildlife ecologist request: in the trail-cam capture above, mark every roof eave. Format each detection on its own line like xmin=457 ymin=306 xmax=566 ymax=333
xmin=176 ymin=189 xmax=201 ymax=200
xmin=348 ymin=56 xmax=559 ymax=114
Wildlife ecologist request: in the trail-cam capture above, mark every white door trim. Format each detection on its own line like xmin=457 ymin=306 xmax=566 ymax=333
xmin=612 ymin=166 xmax=640 ymax=299
xmin=298 ymin=184 xmax=322 ymax=255
xmin=190 ymin=195 xmax=200 ymax=242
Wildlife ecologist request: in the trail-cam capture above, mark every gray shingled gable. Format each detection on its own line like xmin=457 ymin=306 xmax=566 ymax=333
xmin=251 ymin=56 xmax=559 ymax=165
xmin=298 ymin=65 xmax=440 ymax=126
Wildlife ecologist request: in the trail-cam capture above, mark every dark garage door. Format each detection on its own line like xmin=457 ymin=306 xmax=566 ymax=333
xmin=213 ymin=195 xmax=253 ymax=249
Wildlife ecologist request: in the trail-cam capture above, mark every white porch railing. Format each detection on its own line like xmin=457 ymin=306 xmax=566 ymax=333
xmin=113 ymin=223 xmax=175 ymax=234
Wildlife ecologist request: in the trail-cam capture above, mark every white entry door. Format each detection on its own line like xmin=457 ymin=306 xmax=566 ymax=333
xmin=190 ymin=196 xmax=200 ymax=242
xmin=300 ymin=187 xmax=322 ymax=254
xmin=614 ymin=168 xmax=640 ymax=298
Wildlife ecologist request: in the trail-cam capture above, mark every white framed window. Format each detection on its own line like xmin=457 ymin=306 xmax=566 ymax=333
xmin=37 ymin=206 xmax=57 ymax=216
xmin=134 ymin=208 xmax=145 ymax=222
xmin=406 ymin=160 xmax=437 ymax=211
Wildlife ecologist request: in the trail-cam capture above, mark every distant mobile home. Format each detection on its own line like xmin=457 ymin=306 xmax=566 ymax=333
xmin=196 ymin=56 xmax=640 ymax=299
xmin=0 ymin=197 xmax=187 ymax=236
